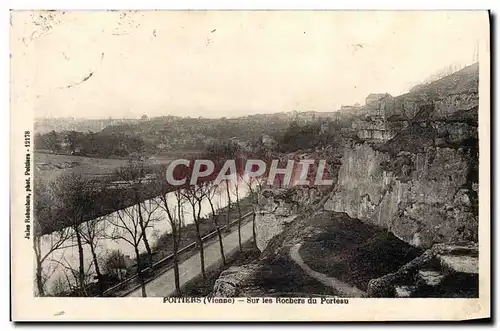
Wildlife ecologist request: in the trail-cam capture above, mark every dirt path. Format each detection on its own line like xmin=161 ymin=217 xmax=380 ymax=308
xmin=289 ymin=243 xmax=366 ymax=297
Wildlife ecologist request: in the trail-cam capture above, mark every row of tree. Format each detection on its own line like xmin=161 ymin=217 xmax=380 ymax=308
xmin=34 ymin=130 xmax=149 ymax=157
xmin=34 ymin=141 xmax=269 ymax=297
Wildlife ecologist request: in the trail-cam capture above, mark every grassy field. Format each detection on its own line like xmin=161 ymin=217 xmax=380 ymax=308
xmin=34 ymin=152 xmax=174 ymax=184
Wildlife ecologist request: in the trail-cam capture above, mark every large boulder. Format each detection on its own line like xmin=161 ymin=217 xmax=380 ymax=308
xmin=212 ymin=264 xmax=261 ymax=297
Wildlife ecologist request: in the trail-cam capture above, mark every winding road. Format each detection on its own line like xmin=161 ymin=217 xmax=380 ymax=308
xmin=289 ymin=243 xmax=366 ymax=297
xmin=127 ymin=220 xmax=255 ymax=297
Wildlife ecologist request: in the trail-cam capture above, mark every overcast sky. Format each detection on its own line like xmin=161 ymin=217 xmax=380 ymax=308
xmin=11 ymin=11 xmax=487 ymax=119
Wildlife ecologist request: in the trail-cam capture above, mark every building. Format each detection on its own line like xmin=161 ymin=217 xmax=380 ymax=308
xmin=339 ymin=102 xmax=363 ymax=114
xmin=366 ymin=93 xmax=391 ymax=106
xmin=288 ymin=110 xmax=319 ymax=122
xmin=70 ymin=147 xmax=85 ymax=156
xmin=363 ymin=93 xmax=394 ymax=117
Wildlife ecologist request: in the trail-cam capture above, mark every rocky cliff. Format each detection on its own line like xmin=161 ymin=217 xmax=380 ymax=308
xmin=324 ymin=63 xmax=479 ymax=249
xmin=324 ymin=138 xmax=478 ymax=248
xmin=211 ymin=64 xmax=479 ymax=298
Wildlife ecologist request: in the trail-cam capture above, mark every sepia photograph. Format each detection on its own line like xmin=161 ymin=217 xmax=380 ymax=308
xmin=10 ymin=9 xmax=490 ymax=321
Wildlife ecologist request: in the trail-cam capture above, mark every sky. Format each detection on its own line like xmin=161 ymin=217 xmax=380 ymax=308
xmin=11 ymin=10 xmax=488 ymax=119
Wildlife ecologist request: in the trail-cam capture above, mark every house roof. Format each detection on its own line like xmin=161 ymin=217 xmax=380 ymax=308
xmin=366 ymin=93 xmax=387 ymax=99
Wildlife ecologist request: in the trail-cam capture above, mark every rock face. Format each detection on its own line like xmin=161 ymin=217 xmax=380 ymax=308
xmin=367 ymin=242 xmax=478 ymax=298
xmin=351 ymin=116 xmax=402 ymax=142
xmin=255 ymin=210 xmax=298 ymax=252
xmin=255 ymin=187 xmax=324 ymax=251
xmin=324 ymin=141 xmax=478 ymax=248
xmin=433 ymin=92 xmax=479 ymax=119
xmin=211 ymin=64 xmax=479 ymax=299
xmin=387 ymin=63 xmax=479 ymax=121
xmin=326 ymin=66 xmax=479 ymax=248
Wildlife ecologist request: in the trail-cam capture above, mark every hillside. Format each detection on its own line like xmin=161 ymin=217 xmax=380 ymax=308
xmin=390 ymin=63 xmax=479 ymax=121
xmin=409 ymin=63 xmax=479 ymax=98
xmin=34 ymin=110 xmax=341 ymax=156
xmin=211 ymin=63 xmax=480 ymax=299
xmin=34 ymin=117 xmax=141 ymax=135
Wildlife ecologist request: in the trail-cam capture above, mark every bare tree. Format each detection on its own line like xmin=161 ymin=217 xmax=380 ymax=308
xmin=239 ymin=173 xmax=265 ymax=249
xmin=139 ymin=197 xmax=161 ymax=265
xmin=201 ymin=181 xmax=226 ymax=265
xmin=231 ymin=179 xmax=244 ymax=252
xmin=181 ymin=185 xmax=207 ymax=279
xmin=50 ymin=275 xmax=69 ymax=296
xmin=175 ymin=190 xmax=185 ymax=242
xmin=225 ymin=180 xmax=232 ymax=230
xmin=33 ymin=226 xmax=73 ymax=296
xmin=206 ymin=141 xmax=240 ymax=231
xmin=156 ymin=168 xmax=184 ymax=296
xmin=51 ymin=173 xmax=97 ymax=296
xmin=107 ymin=203 xmax=148 ymax=297
xmin=48 ymin=258 xmax=78 ymax=295
xmin=33 ymin=179 xmax=74 ymax=296
xmin=80 ymin=216 xmax=106 ymax=295
xmin=116 ymin=162 xmax=156 ymax=269
xmin=48 ymin=256 xmax=95 ymax=296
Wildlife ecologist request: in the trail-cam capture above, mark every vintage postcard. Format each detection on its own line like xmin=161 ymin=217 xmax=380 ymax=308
xmin=10 ymin=10 xmax=490 ymax=321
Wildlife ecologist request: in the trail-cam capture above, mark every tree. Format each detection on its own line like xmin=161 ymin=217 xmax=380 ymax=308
xmin=116 ymin=162 xmax=157 ymax=269
xmin=46 ymin=130 xmax=59 ymax=153
xmin=80 ymin=216 xmax=106 ymax=295
xmin=66 ymin=130 xmax=78 ymax=153
xmin=232 ymin=180 xmax=243 ymax=252
xmin=107 ymin=198 xmax=149 ymax=297
xmin=34 ymin=133 xmax=44 ymax=150
xmin=52 ymin=173 xmax=98 ymax=296
xmin=201 ymin=181 xmax=226 ymax=265
xmin=225 ymin=181 xmax=232 ymax=230
xmin=138 ymin=198 xmax=161 ymax=267
xmin=206 ymin=141 xmax=241 ymax=231
xmin=33 ymin=179 xmax=71 ymax=296
xmin=155 ymin=167 xmax=184 ymax=296
xmin=48 ymin=256 xmax=95 ymax=296
xmin=239 ymin=170 xmax=265 ymax=249
xmin=181 ymin=185 xmax=207 ymax=279
xmin=33 ymin=189 xmax=74 ymax=296
xmin=50 ymin=275 xmax=69 ymax=296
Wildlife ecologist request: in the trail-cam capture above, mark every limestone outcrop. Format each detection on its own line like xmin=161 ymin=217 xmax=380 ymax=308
xmin=324 ymin=140 xmax=478 ymax=248
xmin=212 ymin=264 xmax=262 ymax=297
xmin=211 ymin=64 xmax=480 ymax=298
xmin=255 ymin=187 xmax=325 ymax=251
xmin=367 ymin=242 xmax=478 ymax=297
